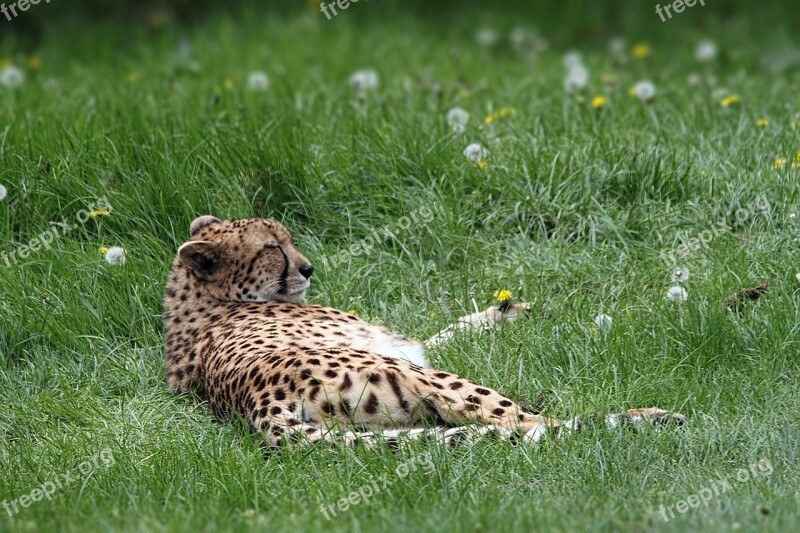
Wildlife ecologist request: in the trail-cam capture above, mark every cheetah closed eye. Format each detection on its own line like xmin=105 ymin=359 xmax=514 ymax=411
xmin=163 ymin=215 xmax=685 ymax=448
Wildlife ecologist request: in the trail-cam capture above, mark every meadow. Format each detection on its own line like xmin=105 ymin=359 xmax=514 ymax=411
xmin=1 ymin=1 xmax=799 ymax=531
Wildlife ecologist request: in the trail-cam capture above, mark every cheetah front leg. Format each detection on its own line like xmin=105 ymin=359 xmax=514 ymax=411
xmin=424 ymin=301 xmax=531 ymax=348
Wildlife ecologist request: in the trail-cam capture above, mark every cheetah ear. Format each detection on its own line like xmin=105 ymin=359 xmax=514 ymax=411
xmin=178 ymin=240 xmax=226 ymax=280
xmin=190 ymin=215 xmax=221 ymax=236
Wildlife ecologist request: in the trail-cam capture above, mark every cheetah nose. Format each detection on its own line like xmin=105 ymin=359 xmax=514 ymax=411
xmin=299 ymin=263 xmax=314 ymax=279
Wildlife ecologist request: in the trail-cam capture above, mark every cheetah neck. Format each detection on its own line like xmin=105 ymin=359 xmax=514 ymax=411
xmin=163 ymin=264 xmax=232 ymax=392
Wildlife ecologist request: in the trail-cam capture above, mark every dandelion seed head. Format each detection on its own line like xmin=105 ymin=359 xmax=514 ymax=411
xmin=564 ymin=65 xmax=589 ymax=92
xmin=671 ymin=267 xmax=690 ymax=283
xmin=666 ymin=285 xmax=688 ymax=302
xmin=0 ymin=66 xmax=24 ymax=88
xmin=104 ymin=246 xmax=126 ymax=266
xmin=695 ymin=40 xmax=718 ymax=62
xmin=446 ymin=107 xmax=469 ymax=134
xmin=349 ymin=69 xmax=379 ymax=92
xmin=632 ymin=80 xmax=656 ymax=102
xmin=247 ymin=71 xmax=269 ymax=91
xmin=463 ymin=143 xmax=488 ymax=163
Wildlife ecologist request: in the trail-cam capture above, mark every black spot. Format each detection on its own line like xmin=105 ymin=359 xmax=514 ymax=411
xmin=435 ymin=372 xmax=450 ymax=379
xmin=324 ymin=369 xmax=338 ymax=378
xmin=339 ymin=373 xmax=352 ymax=391
xmin=476 ymin=388 xmax=491 ymax=396
xmin=271 ymin=406 xmax=282 ymax=415
xmin=364 ymin=393 xmax=380 ymax=414
xmin=368 ymin=373 xmax=382 ymax=384
xmin=274 ymin=389 xmax=286 ymax=401
xmin=500 ymin=400 xmax=513 ymax=407
xmin=386 ymin=372 xmax=411 ymax=413
xmin=340 ymin=399 xmax=352 ymax=417
xmin=321 ymin=402 xmax=336 ymax=415
xmin=492 ymin=408 xmax=505 ymax=416
xmin=450 ymin=381 xmax=464 ymax=390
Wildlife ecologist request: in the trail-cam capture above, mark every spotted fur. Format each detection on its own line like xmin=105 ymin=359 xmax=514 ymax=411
xmin=164 ymin=216 xmax=684 ymax=448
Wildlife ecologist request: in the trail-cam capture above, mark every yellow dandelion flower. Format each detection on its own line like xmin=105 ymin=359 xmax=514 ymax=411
xmin=720 ymin=94 xmax=740 ymax=107
xmin=493 ymin=289 xmax=512 ymax=302
xmin=795 ymin=150 xmax=800 ymax=161
xmin=774 ymin=158 xmax=787 ymax=170
xmin=124 ymin=71 xmax=140 ymax=83
xmin=99 ymin=246 xmax=109 ymax=254
xmin=632 ymin=43 xmax=651 ymax=59
xmin=88 ymin=210 xmax=111 ymax=218
xmin=476 ymin=161 xmax=488 ymax=170
xmin=347 ymin=309 xmax=356 ymax=315
xmin=25 ymin=56 xmax=41 ymax=70
xmin=792 ymin=162 xmax=800 ymax=170
xmin=426 ymin=310 xmax=437 ymax=318
xmin=484 ymin=107 xmax=517 ymax=124
xmin=756 ymin=118 xmax=769 ymax=127
xmin=700 ymin=170 xmax=708 ymax=177
xmin=223 ymin=79 xmax=235 ymax=90
xmin=591 ymin=96 xmax=607 ymax=109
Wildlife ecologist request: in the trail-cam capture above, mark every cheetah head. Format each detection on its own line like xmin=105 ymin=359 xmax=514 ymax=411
xmin=176 ymin=215 xmax=314 ymax=303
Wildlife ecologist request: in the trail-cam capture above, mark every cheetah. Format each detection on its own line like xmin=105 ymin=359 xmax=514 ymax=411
xmin=163 ymin=215 xmax=684 ymax=448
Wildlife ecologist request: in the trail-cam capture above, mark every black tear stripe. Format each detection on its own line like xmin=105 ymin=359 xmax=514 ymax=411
xmin=386 ymin=372 xmax=411 ymax=413
xmin=276 ymin=245 xmax=289 ymax=293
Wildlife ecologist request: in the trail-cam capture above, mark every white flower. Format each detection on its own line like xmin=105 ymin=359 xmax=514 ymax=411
xmin=475 ymin=28 xmax=499 ymax=47
xmin=666 ymin=285 xmax=688 ymax=302
xmin=446 ymin=107 xmax=469 ymax=134
xmin=463 ymin=143 xmax=488 ymax=163
xmin=671 ymin=267 xmax=690 ymax=283
xmin=349 ymin=69 xmax=379 ymax=92
xmin=247 ymin=71 xmax=269 ymax=91
xmin=564 ymin=65 xmax=589 ymax=92
xmin=687 ymin=73 xmax=701 ymax=87
xmin=0 ymin=184 xmax=6 ymax=201
xmin=1 ymin=66 xmax=24 ymax=88
xmin=632 ymin=80 xmax=656 ymax=102
xmin=104 ymin=246 xmax=126 ymax=265
xmin=695 ymin=40 xmax=718 ymax=62
xmin=593 ymin=313 xmax=613 ymax=332
xmin=562 ymin=51 xmax=583 ymax=69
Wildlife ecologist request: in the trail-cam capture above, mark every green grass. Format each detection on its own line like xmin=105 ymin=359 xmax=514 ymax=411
xmin=1 ymin=2 xmax=800 ymax=531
